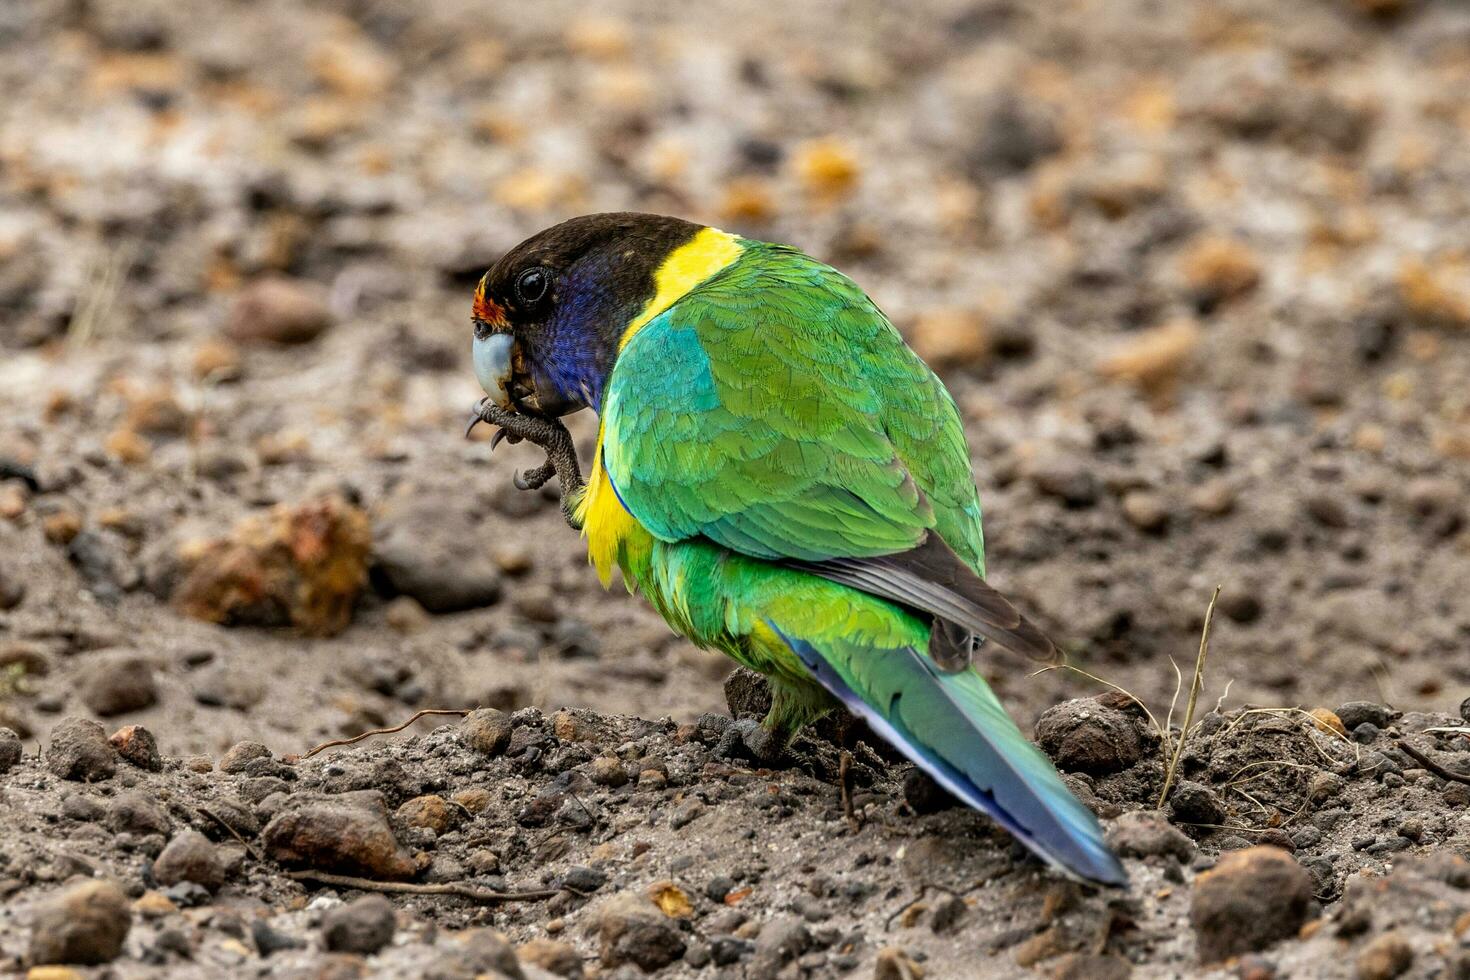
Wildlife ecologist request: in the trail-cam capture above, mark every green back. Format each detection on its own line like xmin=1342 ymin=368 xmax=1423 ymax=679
xmin=602 ymin=240 xmax=985 ymax=572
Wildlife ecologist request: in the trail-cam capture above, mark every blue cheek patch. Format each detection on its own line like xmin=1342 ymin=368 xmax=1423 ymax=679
xmin=537 ymin=259 xmax=639 ymax=410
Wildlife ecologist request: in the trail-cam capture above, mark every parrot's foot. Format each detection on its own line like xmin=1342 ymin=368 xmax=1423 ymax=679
xmin=715 ymin=718 xmax=791 ymax=767
xmin=466 ymin=398 xmax=586 ymax=529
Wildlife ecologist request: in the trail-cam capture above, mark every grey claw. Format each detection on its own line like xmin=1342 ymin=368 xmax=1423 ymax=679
xmin=465 ymin=398 xmax=489 ymax=439
xmin=489 ymin=427 xmax=508 ymax=451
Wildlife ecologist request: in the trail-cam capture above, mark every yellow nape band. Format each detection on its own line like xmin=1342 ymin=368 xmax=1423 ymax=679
xmin=618 ymin=226 xmax=743 ymax=351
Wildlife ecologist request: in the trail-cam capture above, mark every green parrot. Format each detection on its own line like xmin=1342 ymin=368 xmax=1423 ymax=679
xmin=466 ymin=212 xmax=1125 ymax=886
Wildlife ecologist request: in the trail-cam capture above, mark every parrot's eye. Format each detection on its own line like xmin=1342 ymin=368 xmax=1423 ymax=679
xmin=515 ymin=267 xmax=551 ymax=307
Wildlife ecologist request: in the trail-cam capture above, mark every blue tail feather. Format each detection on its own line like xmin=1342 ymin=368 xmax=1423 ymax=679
xmin=771 ymin=624 xmax=1127 ymax=887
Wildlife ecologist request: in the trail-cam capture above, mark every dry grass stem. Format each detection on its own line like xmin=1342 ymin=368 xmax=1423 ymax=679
xmin=1156 ymin=585 xmax=1220 ymax=809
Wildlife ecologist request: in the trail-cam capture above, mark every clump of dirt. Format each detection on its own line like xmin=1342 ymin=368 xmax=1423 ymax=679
xmin=3 ymin=688 xmax=1470 ymax=977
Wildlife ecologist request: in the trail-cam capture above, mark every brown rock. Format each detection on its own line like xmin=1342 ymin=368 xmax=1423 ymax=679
xmin=793 ymin=138 xmax=860 ymax=202
xmin=519 ymin=937 xmax=584 ymax=978
xmin=1178 ymin=236 xmax=1261 ymax=306
xmin=104 ymin=428 xmax=151 ymax=465
xmin=219 ymin=741 xmax=272 ymax=773
xmin=42 ymin=510 xmax=82 ymax=545
xmin=1308 ymin=708 xmax=1347 ymax=738
xmin=262 ymin=798 xmax=418 ymax=879
xmin=1356 ymin=932 xmax=1413 ymax=980
xmin=1106 ymin=810 xmax=1195 ymax=861
xmin=451 ymin=788 xmax=493 ymax=814
xmin=594 ymin=890 xmax=687 ymax=971
xmin=27 ymin=879 xmax=131 ymax=966
xmin=80 ymin=654 xmax=157 ymax=717
xmin=589 ymin=756 xmax=629 ymax=788
xmin=551 ymin=709 xmax=606 ymax=743
xmin=396 ymin=795 xmax=462 ymax=834
xmin=461 ymin=708 xmax=513 ymax=756
xmin=133 ymin=890 xmax=179 ymax=919
xmin=1191 ymin=846 xmax=1313 ymax=962
xmin=0 ymin=726 xmax=21 ymax=773
xmin=125 ymin=387 xmax=190 ymax=438
xmin=226 ymin=276 xmax=334 ymax=345
xmin=1190 ymin=479 xmax=1237 ymax=517
xmin=191 ymin=338 xmax=242 ymax=381
xmin=1097 ymin=319 xmax=1201 ymax=394
xmin=0 ymin=567 xmax=25 ymax=609
xmin=109 ymin=725 xmax=162 ymax=771
xmin=46 ymin=718 xmax=118 ymax=782
xmin=169 ymin=495 xmax=370 ymax=637
xmin=153 ymin=830 xmax=226 ymax=892
xmin=1396 ymin=256 xmax=1470 ymax=329
xmin=1120 ymin=490 xmax=1169 ymax=533
xmin=1035 ymin=697 xmax=1148 ymax=775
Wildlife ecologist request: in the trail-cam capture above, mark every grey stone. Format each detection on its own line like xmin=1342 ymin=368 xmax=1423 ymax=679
xmin=321 ymin=895 xmax=396 ymax=954
xmin=46 ymin=717 xmax=118 ymax=781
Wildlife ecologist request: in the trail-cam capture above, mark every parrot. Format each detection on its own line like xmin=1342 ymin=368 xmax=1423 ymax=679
xmin=464 ymin=212 xmax=1126 ymax=887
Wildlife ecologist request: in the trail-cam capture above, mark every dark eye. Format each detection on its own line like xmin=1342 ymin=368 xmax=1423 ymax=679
xmin=515 ymin=267 xmax=551 ymax=306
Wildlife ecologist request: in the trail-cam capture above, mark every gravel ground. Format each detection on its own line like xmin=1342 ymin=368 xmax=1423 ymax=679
xmin=2 ymin=0 xmax=1470 ymax=975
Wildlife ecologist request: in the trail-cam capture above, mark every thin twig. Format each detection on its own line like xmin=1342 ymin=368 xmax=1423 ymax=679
xmin=1161 ymin=656 xmax=1184 ymax=766
xmin=284 ymin=870 xmax=558 ymax=904
xmin=1398 ymin=741 xmax=1470 ymax=787
xmin=197 ymin=807 xmax=264 ymax=863
xmin=1157 ymin=586 xmax=1221 ymax=810
xmin=839 ymin=750 xmax=862 ymax=834
xmin=1172 ymin=822 xmax=1277 ymax=834
xmin=1233 ymin=786 xmax=1272 ymax=816
xmin=299 ymin=708 xmax=472 ymax=759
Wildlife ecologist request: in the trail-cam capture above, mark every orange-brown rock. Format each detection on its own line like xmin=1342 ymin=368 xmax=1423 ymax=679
xmin=170 ymin=495 xmax=370 ymax=636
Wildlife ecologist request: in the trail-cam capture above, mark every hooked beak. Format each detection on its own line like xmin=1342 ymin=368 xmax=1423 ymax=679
xmin=473 ymin=332 xmax=516 ymax=411
xmin=466 ymin=331 xmax=583 ymax=440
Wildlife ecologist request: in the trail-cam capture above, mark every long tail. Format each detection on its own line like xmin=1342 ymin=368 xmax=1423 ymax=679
xmin=771 ymin=624 xmax=1127 ymax=887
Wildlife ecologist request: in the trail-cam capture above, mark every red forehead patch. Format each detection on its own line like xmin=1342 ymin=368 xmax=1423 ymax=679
xmin=473 ymin=277 xmax=507 ymax=326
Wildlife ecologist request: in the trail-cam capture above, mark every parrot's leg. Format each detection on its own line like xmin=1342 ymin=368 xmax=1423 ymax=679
xmin=720 ymin=676 xmax=837 ymax=766
xmin=466 ymin=399 xmax=586 ymax=529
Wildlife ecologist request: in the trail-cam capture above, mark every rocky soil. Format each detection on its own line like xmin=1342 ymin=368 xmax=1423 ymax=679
xmin=4 ymin=689 xmax=1470 ymax=978
xmin=3 ymin=0 xmax=1470 ymax=975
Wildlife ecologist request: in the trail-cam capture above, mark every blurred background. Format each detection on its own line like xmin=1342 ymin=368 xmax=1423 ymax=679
xmin=0 ymin=0 xmax=1467 ymax=756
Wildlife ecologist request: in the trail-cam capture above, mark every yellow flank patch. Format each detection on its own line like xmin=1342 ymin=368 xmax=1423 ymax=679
xmin=617 ymin=226 xmax=743 ymax=351
xmin=577 ymin=423 xmax=647 ymax=587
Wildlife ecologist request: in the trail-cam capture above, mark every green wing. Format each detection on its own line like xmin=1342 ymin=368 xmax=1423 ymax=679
xmin=601 ymin=242 xmax=986 ymax=572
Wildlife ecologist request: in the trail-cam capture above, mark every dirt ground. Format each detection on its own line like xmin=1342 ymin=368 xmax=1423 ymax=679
xmin=2 ymin=0 xmax=1470 ymax=976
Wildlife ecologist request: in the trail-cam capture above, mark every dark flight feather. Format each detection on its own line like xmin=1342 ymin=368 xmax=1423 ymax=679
xmin=788 ymin=533 xmax=1061 ymax=669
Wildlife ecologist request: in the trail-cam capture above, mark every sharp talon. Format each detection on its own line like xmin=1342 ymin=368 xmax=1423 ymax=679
xmin=513 ymin=469 xmax=532 ymax=491
xmin=465 ymin=398 xmax=490 ymax=440
xmin=489 ymin=428 xmax=508 ymax=451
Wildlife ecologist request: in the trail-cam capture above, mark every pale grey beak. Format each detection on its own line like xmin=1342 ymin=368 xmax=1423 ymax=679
xmin=473 ymin=332 xmax=515 ymax=409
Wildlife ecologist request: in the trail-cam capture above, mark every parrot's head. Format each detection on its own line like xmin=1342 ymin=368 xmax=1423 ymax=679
xmin=471 ymin=212 xmax=709 ymax=417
